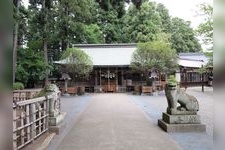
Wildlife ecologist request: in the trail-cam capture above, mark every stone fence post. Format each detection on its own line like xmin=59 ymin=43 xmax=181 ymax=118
xmin=44 ymin=84 xmax=66 ymax=134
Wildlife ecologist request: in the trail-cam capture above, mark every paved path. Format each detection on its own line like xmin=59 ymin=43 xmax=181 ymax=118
xmin=56 ymin=94 xmax=181 ymax=150
xmin=49 ymin=95 xmax=91 ymax=150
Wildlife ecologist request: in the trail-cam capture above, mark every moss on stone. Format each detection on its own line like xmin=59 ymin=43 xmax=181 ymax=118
xmin=167 ymin=75 xmax=177 ymax=87
xmin=33 ymin=84 xmax=59 ymax=98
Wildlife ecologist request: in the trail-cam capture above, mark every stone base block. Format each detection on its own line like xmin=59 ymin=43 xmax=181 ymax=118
xmin=162 ymin=113 xmax=201 ymax=124
xmin=48 ymin=112 xmax=66 ymax=134
xmin=49 ymin=112 xmax=66 ymax=126
xmin=167 ymin=108 xmax=197 ymax=115
xmin=158 ymin=119 xmax=206 ymax=132
xmin=49 ymin=121 xmax=67 ymax=135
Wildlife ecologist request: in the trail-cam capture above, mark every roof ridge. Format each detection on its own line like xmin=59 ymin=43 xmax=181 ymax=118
xmin=179 ymin=58 xmax=205 ymax=62
xmin=73 ymin=43 xmax=137 ymax=48
xmin=179 ymin=52 xmax=204 ymax=56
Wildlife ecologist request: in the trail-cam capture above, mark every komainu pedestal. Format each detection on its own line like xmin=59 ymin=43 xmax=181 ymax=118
xmin=40 ymin=84 xmax=66 ymax=134
xmin=158 ymin=84 xmax=206 ymax=132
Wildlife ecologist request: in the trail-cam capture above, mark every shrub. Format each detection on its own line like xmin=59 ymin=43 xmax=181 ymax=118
xmin=13 ymin=82 xmax=25 ymax=90
xmin=167 ymin=75 xmax=177 ymax=86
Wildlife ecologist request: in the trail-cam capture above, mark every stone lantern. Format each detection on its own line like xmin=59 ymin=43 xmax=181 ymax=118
xmin=60 ymin=73 xmax=71 ymax=96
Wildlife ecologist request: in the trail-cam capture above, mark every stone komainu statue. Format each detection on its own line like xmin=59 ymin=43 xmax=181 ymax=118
xmin=165 ymin=84 xmax=199 ymax=114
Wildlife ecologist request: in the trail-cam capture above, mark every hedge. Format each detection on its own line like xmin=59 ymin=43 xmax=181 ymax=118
xmin=13 ymin=82 xmax=25 ymax=90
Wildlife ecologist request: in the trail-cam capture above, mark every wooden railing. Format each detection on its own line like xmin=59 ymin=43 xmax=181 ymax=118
xmin=13 ymin=87 xmax=61 ymax=150
xmin=13 ymin=89 xmax=41 ymax=102
xmin=117 ymin=86 xmax=126 ymax=93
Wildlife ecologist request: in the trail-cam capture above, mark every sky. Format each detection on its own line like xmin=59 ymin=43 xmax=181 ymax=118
xmin=154 ymin=0 xmax=213 ymax=29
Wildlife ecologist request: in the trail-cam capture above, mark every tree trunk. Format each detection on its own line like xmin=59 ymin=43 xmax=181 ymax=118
xmin=44 ymin=40 xmax=49 ymax=86
xmin=13 ymin=0 xmax=20 ymax=83
xmin=43 ymin=0 xmax=49 ymax=86
xmin=65 ymin=4 xmax=69 ymax=49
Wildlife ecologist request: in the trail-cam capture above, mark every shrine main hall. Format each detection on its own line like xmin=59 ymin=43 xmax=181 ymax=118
xmin=54 ymin=44 xmax=210 ymax=93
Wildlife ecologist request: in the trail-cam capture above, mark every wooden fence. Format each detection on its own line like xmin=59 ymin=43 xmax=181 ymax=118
xmin=13 ymin=89 xmax=41 ymax=102
xmin=13 ymin=89 xmax=61 ymax=150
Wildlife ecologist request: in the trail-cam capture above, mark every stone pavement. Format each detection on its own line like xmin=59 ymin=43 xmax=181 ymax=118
xmin=56 ymin=94 xmax=182 ymax=150
xmin=48 ymin=95 xmax=91 ymax=150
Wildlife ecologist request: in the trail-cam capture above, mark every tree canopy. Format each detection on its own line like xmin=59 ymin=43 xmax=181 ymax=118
xmin=131 ymin=40 xmax=177 ymax=76
xmin=16 ymin=48 xmax=50 ymax=88
xmin=15 ymin=1 xmax=202 ymax=52
xmin=170 ymin=17 xmax=202 ymax=53
xmin=196 ymin=3 xmax=213 ymax=50
xmin=60 ymin=48 xmax=93 ymax=79
xmin=122 ymin=2 xmax=162 ymax=43
xmin=121 ymin=1 xmax=202 ymax=52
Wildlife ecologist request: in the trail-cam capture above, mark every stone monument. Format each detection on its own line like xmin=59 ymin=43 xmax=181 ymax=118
xmin=158 ymin=76 xmax=206 ymax=132
xmin=37 ymin=84 xmax=66 ymax=134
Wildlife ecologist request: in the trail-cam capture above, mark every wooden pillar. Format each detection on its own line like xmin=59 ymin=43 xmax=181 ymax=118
xmin=121 ymin=68 xmax=124 ymax=86
xmin=201 ymin=65 xmax=204 ymax=92
xmin=13 ymin=108 xmax=17 ymax=149
xmin=64 ymin=79 xmax=68 ymax=93
xmin=26 ymin=105 xmax=31 ymax=141
xmin=20 ymin=112 xmax=25 ymax=145
xmin=116 ymin=68 xmax=118 ymax=92
xmin=31 ymin=103 xmax=36 ymax=140
xmin=107 ymin=68 xmax=110 ymax=92
xmin=184 ymin=68 xmax=187 ymax=90
xmin=95 ymin=70 xmax=98 ymax=86
xmin=99 ymin=68 xmax=102 ymax=92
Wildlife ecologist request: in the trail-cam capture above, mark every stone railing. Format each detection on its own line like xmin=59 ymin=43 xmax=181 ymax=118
xmin=13 ymin=85 xmax=65 ymax=150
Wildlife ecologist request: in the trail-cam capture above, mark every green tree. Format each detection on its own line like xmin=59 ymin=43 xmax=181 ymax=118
xmin=122 ymin=1 xmax=162 ymax=43
xmin=92 ymin=2 xmax=125 ymax=43
xmin=131 ymin=40 xmax=177 ymax=80
xmin=196 ymin=3 xmax=213 ymax=49
xmin=171 ymin=17 xmax=202 ymax=53
xmin=93 ymin=0 xmax=145 ymax=43
xmin=17 ymin=5 xmax=29 ymax=46
xmin=16 ymin=48 xmax=50 ymax=88
xmin=13 ymin=1 xmax=29 ymax=83
xmin=95 ymin=0 xmax=144 ymax=16
xmin=60 ymin=48 xmax=93 ymax=82
xmin=83 ymin=24 xmax=104 ymax=44
xmin=55 ymin=0 xmax=93 ymax=49
xmin=156 ymin=3 xmax=172 ymax=33
xmin=13 ymin=0 xmax=20 ymax=83
xmin=28 ymin=0 xmax=55 ymax=86
xmin=96 ymin=0 xmax=126 ymax=18
xmin=130 ymin=0 xmax=144 ymax=9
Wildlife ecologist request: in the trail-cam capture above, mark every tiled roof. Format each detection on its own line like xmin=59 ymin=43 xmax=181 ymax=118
xmin=55 ymin=44 xmax=137 ymax=66
xmin=178 ymin=53 xmax=209 ymax=68
xmin=54 ymin=44 xmax=209 ymax=68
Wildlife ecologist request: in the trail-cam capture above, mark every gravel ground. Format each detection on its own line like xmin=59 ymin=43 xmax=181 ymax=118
xmin=130 ymin=86 xmax=213 ymax=150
